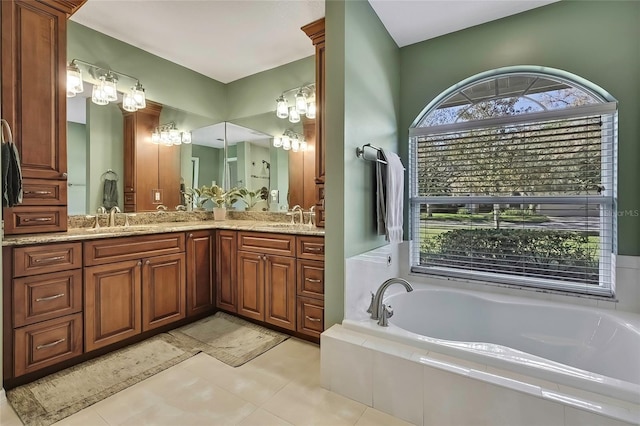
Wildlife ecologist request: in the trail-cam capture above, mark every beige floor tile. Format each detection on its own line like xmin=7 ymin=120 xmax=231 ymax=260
xmin=92 ymin=383 xmax=165 ymax=425
xmin=250 ymin=338 xmax=321 ymax=386
xmin=181 ymin=353 xmax=290 ymax=406
xmin=355 ymin=407 xmax=416 ymax=426
xmin=262 ymin=380 xmax=367 ymax=426
xmin=52 ymin=407 xmax=109 ymax=426
xmin=117 ymin=377 xmax=257 ymax=426
xmin=0 ymin=400 xmax=24 ymax=426
xmin=237 ymin=408 xmax=294 ymax=426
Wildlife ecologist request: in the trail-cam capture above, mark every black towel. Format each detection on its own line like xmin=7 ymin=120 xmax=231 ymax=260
xmin=1 ymin=119 xmax=23 ymax=207
xmin=102 ymin=178 xmax=119 ymax=209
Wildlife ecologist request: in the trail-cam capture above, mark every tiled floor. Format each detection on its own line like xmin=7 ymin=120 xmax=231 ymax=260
xmin=0 ymin=338 xmax=412 ymax=426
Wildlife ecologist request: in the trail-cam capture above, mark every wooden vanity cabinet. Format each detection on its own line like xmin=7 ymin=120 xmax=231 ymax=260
xmin=6 ymin=242 xmax=84 ymax=378
xmin=296 ymin=236 xmax=325 ymax=338
xmin=1 ymin=0 xmax=86 ymax=235
xmin=237 ymin=232 xmax=297 ymax=331
xmin=84 ymin=233 xmax=186 ymax=351
xmin=186 ymin=230 xmax=216 ymax=317
xmin=216 ymin=230 xmax=238 ymax=313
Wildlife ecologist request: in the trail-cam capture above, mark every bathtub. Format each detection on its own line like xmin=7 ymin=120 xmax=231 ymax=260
xmin=323 ymin=284 xmax=640 ymax=425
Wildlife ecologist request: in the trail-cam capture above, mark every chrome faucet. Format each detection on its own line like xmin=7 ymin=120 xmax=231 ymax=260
xmin=108 ymin=206 xmax=121 ymax=227
xmin=156 ymin=204 xmax=167 ymax=211
xmin=175 ymin=204 xmax=187 ymax=211
xmin=291 ymin=205 xmax=303 ymax=224
xmin=308 ymin=205 xmax=316 ymax=226
xmin=96 ymin=206 xmax=107 ymax=214
xmin=368 ymin=278 xmax=413 ymax=321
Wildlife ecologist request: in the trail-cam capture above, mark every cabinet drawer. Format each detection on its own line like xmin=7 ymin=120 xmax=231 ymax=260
xmin=296 ymin=236 xmax=325 ymax=260
xmin=238 ymin=232 xmax=295 ymax=256
xmin=297 ymin=259 xmax=324 ymax=299
xmin=14 ymin=313 xmax=83 ymax=376
xmin=21 ymin=179 xmax=67 ymax=205
xmin=297 ymin=297 xmax=324 ymax=338
xmin=84 ymin=233 xmax=185 ymax=266
xmin=13 ymin=242 xmax=82 ymax=277
xmin=124 ymin=192 xmax=136 ymax=204
xmin=4 ymin=206 xmax=68 ymax=235
xmin=13 ymin=269 xmax=82 ymax=327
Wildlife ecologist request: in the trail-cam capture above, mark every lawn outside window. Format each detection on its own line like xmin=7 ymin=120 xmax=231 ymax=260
xmin=409 ymin=68 xmax=617 ymax=297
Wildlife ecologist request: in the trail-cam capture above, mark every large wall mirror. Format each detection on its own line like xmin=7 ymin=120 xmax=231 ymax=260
xmin=67 ymin=95 xmax=302 ymax=214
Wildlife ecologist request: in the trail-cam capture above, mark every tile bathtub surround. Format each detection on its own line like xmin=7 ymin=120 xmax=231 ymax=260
xmin=321 ymin=325 xmax=640 ymax=426
xmin=0 ymin=338 xmax=412 ymax=426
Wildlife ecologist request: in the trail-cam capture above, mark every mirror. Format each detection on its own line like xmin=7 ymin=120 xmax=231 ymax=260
xmin=67 ymin=96 xmax=301 ymax=214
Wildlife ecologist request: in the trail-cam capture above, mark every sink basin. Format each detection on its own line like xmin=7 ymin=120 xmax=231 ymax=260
xmin=254 ymin=223 xmax=311 ymax=230
xmin=79 ymin=225 xmax=159 ymax=233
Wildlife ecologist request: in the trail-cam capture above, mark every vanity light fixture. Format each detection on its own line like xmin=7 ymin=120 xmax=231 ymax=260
xmin=274 ymin=83 xmax=316 ymax=121
xmin=273 ymin=129 xmax=306 ymax=153
xmin=66 ymin=59 xmax=146 ymax=111
xmin=151 ymin=122 xmax=191 ymax=146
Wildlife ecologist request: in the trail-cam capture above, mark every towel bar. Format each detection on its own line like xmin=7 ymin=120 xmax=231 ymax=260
xmin=356 ymin=143 xmax=387 ymax=164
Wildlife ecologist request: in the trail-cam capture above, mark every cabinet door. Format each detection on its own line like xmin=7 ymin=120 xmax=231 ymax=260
xmin=1 ymin=0 xmax=68 ymax=180
xmin=237 ymin=250 xmax=264 ymax=322
xmin=142 ymin=253 xmax=186 ymax=331
xmin=84 ymin=260 xmax=142 ymax=351
xmin=186 ymin=231 xmax=215 ymax=317
xmin=216 ymin=230 xmax=237 ymax=312
xmin=264 ymin=255 xmax=296 ymax=331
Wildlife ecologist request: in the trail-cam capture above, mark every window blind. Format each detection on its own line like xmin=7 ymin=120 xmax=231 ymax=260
xmin=409 ymin=106 xmax=616 ymax=295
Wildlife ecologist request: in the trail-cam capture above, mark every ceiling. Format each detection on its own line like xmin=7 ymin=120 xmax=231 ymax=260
xmin=71 ymin=0 xmax=558 ymax=84
xmin=192 ymin=122 xmax=271 ymax=149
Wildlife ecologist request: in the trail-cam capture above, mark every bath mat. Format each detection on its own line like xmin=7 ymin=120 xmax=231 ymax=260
xmin=6 ymin=333 xmax=200 ymax=426
xmin=168 ymin=311 xmax=290 ymax=367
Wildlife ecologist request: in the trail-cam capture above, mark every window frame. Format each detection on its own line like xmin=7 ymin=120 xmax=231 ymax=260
xmin=409 ymin=69 xmax=618 ymax=297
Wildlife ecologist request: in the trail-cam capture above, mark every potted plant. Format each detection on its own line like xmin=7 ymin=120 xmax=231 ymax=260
xmin=182 ymin=185 xmax=216 ymax=210
xmin=236 ymin=187 xmax=269 ymax=211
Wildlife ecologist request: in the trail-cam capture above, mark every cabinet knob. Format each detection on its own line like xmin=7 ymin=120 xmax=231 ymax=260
xmin=137 ymin=261 xmax=142 ymax=266
xmin=145 ymin=260 xmax=151 ymax=265
xmin=61 ymin=172 xmax=68 ymax=178
xmin=188 ymin=233 xmax=193 ymax=239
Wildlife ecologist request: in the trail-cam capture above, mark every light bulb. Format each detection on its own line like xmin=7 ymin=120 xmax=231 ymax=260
xmin=169 ymin=128 xmax=180 ymax=144
xmin=91 ymin=78 xmax=108 ymax=105
xmin=151 ymin=132 xmax=160 ymax=144
xmin=282 ymin=135 xmax=291 ymax=150
xmin=300 ymin=140 xmax=308 ymax=151
xmin=103 ymin=73 xmax=118 ymax=102
xmin=291 ymin=137 xmax=300 ymax=152
xmin=122 ymin=92 xmax=137 ymax=112
xmin=288 ymin=106 xmax=300 ymax=123
xmin=276 ymin=95 xmax=288 ymax=119
xmin=306 ymin=100 xmax=316 ymax=119
xmin=273 ymin=137 xmax=282 ymax=148
xmin=66 ymin=63 xmax=83 ymax=97
xmin=132 ymin=82 xmax=146 ymax=109
xmin=181 ymin=132 xmax=192 ymax=144
xmin=295 ymin=89 xmax=307 ymax=115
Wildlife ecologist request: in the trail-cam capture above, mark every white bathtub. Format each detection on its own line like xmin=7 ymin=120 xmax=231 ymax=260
xmin=325 ymin=283 xmax=640 ymax=425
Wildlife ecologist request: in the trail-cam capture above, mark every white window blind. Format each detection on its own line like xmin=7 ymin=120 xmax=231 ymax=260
xmin=409 ymin=103 xmax=617 ymax=296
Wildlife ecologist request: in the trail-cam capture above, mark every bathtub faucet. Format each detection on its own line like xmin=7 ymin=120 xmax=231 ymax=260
xmin=368 ymin=277 xmax=413 ymax=321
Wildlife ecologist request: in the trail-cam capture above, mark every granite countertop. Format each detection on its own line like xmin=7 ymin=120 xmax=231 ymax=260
xmin=2 ymin=217 xmax=324 ymax=247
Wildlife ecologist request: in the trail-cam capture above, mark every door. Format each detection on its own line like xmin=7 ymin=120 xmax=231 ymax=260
xmin=264 ymin=255 xmax=296 ymax=331
xmin=84 ymin=260 xmax=142 ymax=351
xmin=216 ymin=230 xmax=237 ymax=312
xmin=237 ymin=250 xmax=264 ymax=322
xmin=142 ymin=252 xmax=186 ymax=331
xmin=186 ymin=231 xmax=215 ymax=317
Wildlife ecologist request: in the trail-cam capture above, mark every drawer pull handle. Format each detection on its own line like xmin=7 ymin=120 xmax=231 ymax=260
xmin=23 ymin=217 xmax=53 ymax=223
xmin=36 ymin=293 xmax=65 ymax=302
xmin=305 ymin=316 xmax=321 ymax=322
xmin=34 ymin=255 xmax=66 ymax=263
xmin=36 ymin=338 xmax=66 ymax=350
xmin=24 ymin=190 xmax=53 ymax=195
xmin=305 ymin=278 xmax=322 ymax=283
xmin=306 ymin=247 xmax=323 ymax=252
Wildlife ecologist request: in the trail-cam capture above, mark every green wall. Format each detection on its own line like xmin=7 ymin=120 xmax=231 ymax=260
xmin=66 ymin=122 xmax=87 ymax=215
xmin=399 ymin=0 xmax=640 ymax=255
xmin=325 ymin=0 xmax=400 ymax=327
xmin=68 ymin=22 xmax=227 ymax=121
xmin=192 ymin=145 xmax=222 ymax=189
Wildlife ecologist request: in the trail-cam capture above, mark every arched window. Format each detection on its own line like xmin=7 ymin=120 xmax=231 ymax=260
xmin=409 ymin=67 xmax=617 ymax=296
